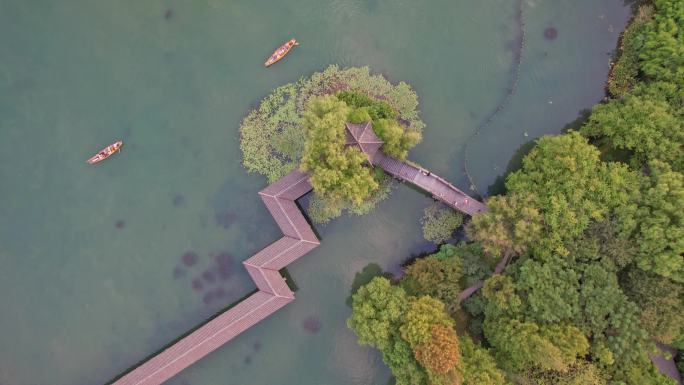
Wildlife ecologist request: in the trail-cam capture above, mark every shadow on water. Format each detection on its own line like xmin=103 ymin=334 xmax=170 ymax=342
xmin=560 ymin=109 xmax=592 ymax=134
xmin=280 ymin=267 xmax=299 ymax=292
xmin=486 ymin=139 xmax=536 ymax=196
xmin=294 ymin=193 xmax=323 ymax=241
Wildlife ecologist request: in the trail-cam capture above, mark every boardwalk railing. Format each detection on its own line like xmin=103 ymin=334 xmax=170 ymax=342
xmin=373 ymin=153 xmax=487 ymax=215
xmin=113 ymin=152 xmax=486 ymax=385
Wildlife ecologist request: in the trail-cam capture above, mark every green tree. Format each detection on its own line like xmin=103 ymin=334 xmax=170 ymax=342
xmin=628 ymin=161 xmax=684 ymax=282
xmin=484 ymin=317 xmax=572 ymax=372
xmin=347 ymin=106 xmax=372 ymax=124
xmin=373 ymin=118 xmax=422 ymax=160
xmin=515 ymin=259 xmax=581 ymax=323
xmin=453 ymin=242 xmax=493 ymax=287
xmin=459 ymin=336 xmax=510 ymax=385
xmin=577 ymin=263 xmax=624 ymax=338
xmin=581 ymin=86 xmax=683 ymax=171
xmin=466 ymin=193 xmax=543 ymax=258
xmin=337 ymin=90 xmax=397 ymax=120
xmin=382 ymin=332 xmax=429 ymax=385
xmin=401 ymin=254 xmax=462 ymax=316
xmin=482 ymin=275 xmax=523 ymax=318
xmin=577 ymin=263 xmax=655 ymax=368
xmin=503 ymin=132 xmax=636 ymax=259
xmin=607 ymin=4 xmax=654 ymax=97
xmin=519 ymin=362 xmax=607 ymax=385
xmin=612 ymin=359 xmax=677 ymax=385
xmin=347 ymin=277 xmax=407 ymax=350
xmin=300 ymin=95 xmax=379 ymax=205
xmin=567 ymin=218 xmax=636 ymax=272
xmin=639 ymin=0 xmax=684 ymax=87
xmin=621 ymin=268 xmax=684 ymax=345
xmin=400 ymin=296 xmax=454 ymax=347
xmin=538 ymin=324 xmax=590 ymax=366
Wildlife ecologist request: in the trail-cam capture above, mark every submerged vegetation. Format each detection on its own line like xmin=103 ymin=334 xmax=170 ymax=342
xmin=420 ymin=203 xmax=464 ymax=245
xmin=239 ymin=65 xmax=424 ymax=223
xmin=348 ymin=1 xmax=683 ymax=384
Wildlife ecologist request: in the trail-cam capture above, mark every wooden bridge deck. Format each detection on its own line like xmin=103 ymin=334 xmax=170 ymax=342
xmin=113 ymin=147 xmax=486 ymax=385
xmin=373 ymin=153 xmax=487 ymax=215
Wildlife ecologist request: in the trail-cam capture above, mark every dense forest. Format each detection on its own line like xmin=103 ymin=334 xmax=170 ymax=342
xmin=347 ymin=0 xmax=683 ymax=384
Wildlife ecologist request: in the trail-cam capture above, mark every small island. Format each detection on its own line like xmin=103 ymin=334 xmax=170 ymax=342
xmin=240 ymin=65 xmax=427 ymax=223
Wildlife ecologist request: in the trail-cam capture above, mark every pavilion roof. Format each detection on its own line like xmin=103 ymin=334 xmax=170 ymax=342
xmin=344 ymin=122 xmax=383 ymax=163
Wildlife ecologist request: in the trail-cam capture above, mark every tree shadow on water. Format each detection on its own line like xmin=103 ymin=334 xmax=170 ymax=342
xmin=486 ymin=139 xmax=536 ymax=196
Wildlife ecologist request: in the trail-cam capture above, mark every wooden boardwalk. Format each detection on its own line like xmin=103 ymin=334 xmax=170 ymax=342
xmin=112 ymin=170 xmax=318 ymax=385
xmin=112 ymin=123 xmax=486 ymax=385
xmin=373 ymin=153 xmax=487 ymax=216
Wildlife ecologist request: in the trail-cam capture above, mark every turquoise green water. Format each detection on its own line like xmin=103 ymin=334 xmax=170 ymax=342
xmin=0 ymin=1 xmax=629 ymax=384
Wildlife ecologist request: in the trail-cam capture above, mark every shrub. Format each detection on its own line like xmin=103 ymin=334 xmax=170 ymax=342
xmin=347 ymin=107 xmax=372 ymax=124
xmin=420 ymin=203 xmax=464 ymax=244
xmin=607 ymin=4 xmax=653 ymax=97
xmin=239 ymin=82 xmax=302 ymax=182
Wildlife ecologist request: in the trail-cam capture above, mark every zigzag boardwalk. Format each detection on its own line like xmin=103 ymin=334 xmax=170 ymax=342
xmin=112 ymin=170 xmax=317 ymax=385
xmin=112 ymin=123 xmax=486 ymax=385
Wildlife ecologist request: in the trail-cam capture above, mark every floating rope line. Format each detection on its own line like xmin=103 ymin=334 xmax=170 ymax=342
xmin=463 ymin=0 xmax=526 ymax=198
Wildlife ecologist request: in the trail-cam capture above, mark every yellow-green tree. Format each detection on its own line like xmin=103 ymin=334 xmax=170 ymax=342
xmin=401 ymin=253 xmax=462 ymax=315
xmin=347 ymin=277 xmax=407 ymax=350
xmin=581 ymin=83 xmax=683 ymax=172
xmin=300 ymin=95 xmax=378 ymax=205
xmin=466 ymin=193 xmax=543 ymax=259
xmin=629 ymin=161 xmax=684 ymax=282
xmin=459 ymin=336 xmax=510 ymax=385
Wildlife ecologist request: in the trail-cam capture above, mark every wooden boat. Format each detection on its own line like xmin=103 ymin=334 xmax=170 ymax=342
xmin=264 ymin=39 xmax=298 ymax=67
xmin=86 ymin=140 xmax=123 ymax=164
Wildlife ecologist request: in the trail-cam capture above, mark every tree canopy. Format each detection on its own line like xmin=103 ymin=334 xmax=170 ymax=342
xmin=300 ymin=95 xmax=379 ymax=205
xmin=401 ymin=253 xmax=462 ymax=316
xmin=347 ymin=277 xmax=407 ymax=350
xmin=347 ymin=3 xmax=683 ymax=384
xmin=627 ymin=160 xmax=684 ymax=282
xmin=582 ymin=83 xmax=683 ymax=172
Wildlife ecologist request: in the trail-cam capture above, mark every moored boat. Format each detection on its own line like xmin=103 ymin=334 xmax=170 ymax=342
xmin=264 ymin=39 xmax=298 ymax=67
xmin=86 ymin=140 xmax=123 ymax=164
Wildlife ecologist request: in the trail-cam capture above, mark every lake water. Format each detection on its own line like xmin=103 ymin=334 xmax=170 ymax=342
xmin=0 ymin=1 xmax=630 ymax=384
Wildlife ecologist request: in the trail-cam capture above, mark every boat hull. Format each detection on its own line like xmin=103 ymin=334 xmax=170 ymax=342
xmin=87 ymin=141 xmax=123 ymax=164
xmin=264 ymin=39 xmax=297 ymax=67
